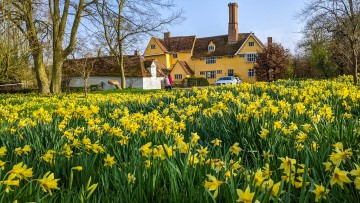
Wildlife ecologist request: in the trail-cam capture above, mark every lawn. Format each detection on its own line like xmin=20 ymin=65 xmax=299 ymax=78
xmin=0 ymin=75 xmax=359 ymax=202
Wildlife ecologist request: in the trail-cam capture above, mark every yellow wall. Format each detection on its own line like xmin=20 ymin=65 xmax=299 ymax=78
xmin=145 ymin=54 xmax=171 ymax=69
xmin=144 ymin=38 xmax=166 ymax=56
xmin=191 ymin=57 xmax=256 ymax=84
xmin=170 ymin=62 xmax=188 ymax=82
xmin=171 ymin=52 xmax=192 ymax=65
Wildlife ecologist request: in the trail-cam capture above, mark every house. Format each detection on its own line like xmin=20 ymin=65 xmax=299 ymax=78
xmin=143 ymin=2 xmax=269 ymax=84
xmin=62 ymin=52 xmax=166 ymax=90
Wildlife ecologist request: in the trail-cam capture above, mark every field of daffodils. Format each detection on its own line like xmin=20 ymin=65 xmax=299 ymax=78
xmin=0 ymin=75 xmax=359 ymax=202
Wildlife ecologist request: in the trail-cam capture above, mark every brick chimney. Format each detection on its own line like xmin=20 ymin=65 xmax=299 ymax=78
xmin=228 ymin=3 xmax=239 ymax=44
xmin=267 ymin=37 xmax=273 ymax=46
xmin=164 ymin=32 xmax=171 ymax=39
xmin=134 ymin=50 xmax=140 ymax=56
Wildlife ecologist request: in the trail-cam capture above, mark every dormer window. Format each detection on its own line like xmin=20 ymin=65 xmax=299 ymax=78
xmin=208 ymin=45 xmax=215 ymax=52
xmin=151 ymin=44 xmax=156 ymax=49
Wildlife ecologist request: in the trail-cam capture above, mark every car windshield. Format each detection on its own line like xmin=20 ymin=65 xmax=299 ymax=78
xmin=218 ymin=77 xmax=232 ymax=81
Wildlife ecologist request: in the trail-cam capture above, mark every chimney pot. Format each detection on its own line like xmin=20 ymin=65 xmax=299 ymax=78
xmin=164 ymin=32 xmax=171 ymax=39
xmin=134 ymin=50 xmax=140 ymax=56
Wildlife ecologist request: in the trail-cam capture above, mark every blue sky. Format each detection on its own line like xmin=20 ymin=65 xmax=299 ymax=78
xmin=164 ymin=0 xmax=306 ymax=53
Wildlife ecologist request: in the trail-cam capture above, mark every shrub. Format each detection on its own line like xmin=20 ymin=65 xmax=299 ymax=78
xmin=184 ymin=77 xmax=209 ymax=87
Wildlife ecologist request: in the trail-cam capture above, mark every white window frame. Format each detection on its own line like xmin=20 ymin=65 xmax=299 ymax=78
xmin=216 ymin=70 xmax=222 ymax=74
xmin=248 ymin=69 xmax=255 ymax=78
xmin=228 ymin=69 xmax=234 ymax=76
xmin=206 ymin=71 xmax=216 ymax=79
xmin=249 ymin=42 xmax=255 ymax=47
xmin=150 ymin=44 xmax=156 ymax=49
xmin=208 ymin=45 xmax=215 ymax=52
xmin=206 ymin=57 xmax=216 ymax=64
xmin=246 ymin=53 xmax=257 ymax=62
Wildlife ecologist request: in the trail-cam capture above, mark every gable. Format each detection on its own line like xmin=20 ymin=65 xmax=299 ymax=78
xmin=235 ymin=35 xmax=264 ymax=54
xmin=144 ymin=38 xmax=168 ymax=56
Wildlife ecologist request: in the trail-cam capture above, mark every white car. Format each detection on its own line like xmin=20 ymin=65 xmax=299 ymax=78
xmin=234 ymin=77 xmax=242 ymax=84
xmin=214 ymin=76 xmax=238 ymax=86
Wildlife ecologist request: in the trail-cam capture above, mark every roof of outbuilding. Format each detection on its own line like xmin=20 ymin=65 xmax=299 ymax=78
xmin=173 ymin=61 xmax=194 ymax=76
xmin=63 ymin=55 xmax=166 ymax=78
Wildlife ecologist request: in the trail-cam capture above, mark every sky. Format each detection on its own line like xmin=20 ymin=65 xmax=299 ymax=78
xmin=160 ymin=0 xmax=307 ymax=53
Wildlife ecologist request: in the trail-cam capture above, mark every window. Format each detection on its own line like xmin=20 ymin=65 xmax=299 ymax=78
xmin=228 ymin=69 xmax=234 ymax=76
xmin=173 ymin=53 xmax=178 ymax=58
xmin=206 ymin=57 xmax=216 ymax=64
xmin=239 ymin=54 xmax=245 ymax=58
xmin=175 ymin=74 xmax=182 ymax=80
xmin=228 ymin=55 xmax=235 ymax=58
xmin=216 ymin=70 xmax=222 ymax=74
xmin=249 ymin=42 xmax=255 ymax=47
xmin=200 ymin=71 xmax=205 ymax=75
xmin=150 ymin=44 xmax=156 ymax=49
xmin=248 ymin=69 xmax=255 ymax=77
xmin=206 ymin=71 xmax=216 ymax=79
xmin=246 ymin=53 xmax=257 ymax=62
xmin=208 ymin=45 xmax=215 ymax=52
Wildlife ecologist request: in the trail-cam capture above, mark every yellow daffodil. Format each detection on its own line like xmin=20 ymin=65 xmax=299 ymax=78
xmin=229 ymin=142 xmax=242 ymax=156
xmin=330 ymin=167 xmax=352 ymax=188
xmin=274 ymin=121 xmax=282 ymax=130
xmin=36 ymin=171 xmax=60 ymax=195
xmin=103 ymin=154 xmax=116 ymax=167
xmin=259 ymin=128 xmax=269 ymax=139
xmin=313 ymin=184 xmax=330 ymax=202
xmin=204 ymin=174 xmax=224 ymax=198
xmin=0 ymin=160 xmax=5 ymax=170
xmin=350 ymin=163 xmax=360 ymax=177
xmin=10 ymin=162 xmax=33 ymax=179
xmin=127 ymin=173 xmax=136 ymax=184
xmin=0 ymin=146 xmax=7 ymax=157
xmin=236 ymin=186 xmax=257 ymax=203
xmin=197 ymin=146 xmax=209 ymax=157
xmin=211 ymin=138 xmax=222 ymax=147
xmin=139 ymin=142 xmax=152 ymax=157
xmin=0 ymin=174 xmax=20 ymax=193
xmin=354 ymin=177 xmax=360 ymax=190
xmin=279 ymin=157 xmax=296 ymax=175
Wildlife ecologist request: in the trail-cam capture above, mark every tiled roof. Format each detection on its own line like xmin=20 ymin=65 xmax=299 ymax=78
xmin=63 ymin=55 xmax=165 ymax=77
xmin=158 ymin=36 xmax=196 ymax=52
xmin=192 ymin=33 xmax=251 ymax=58
xmin=174 ymin=61 xmax=194 ymax=75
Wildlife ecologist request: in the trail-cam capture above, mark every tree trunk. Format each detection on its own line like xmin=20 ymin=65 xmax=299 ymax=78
xmin=33 ymin=53 xmax=50 ymax=94
xmin=351 ymin=42 xmax=358 ymax=85
xmin=119 ymin=43 xmax=126 ymax=89
xmin=352 ymin=54 xmax=358 ymax=84
xmin=50 ymin=52 xmax=63 ymax=93
xmin=84 ymin=77 xmax=89 ymax=98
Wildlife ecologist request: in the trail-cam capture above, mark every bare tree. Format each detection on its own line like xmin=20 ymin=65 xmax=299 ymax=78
xmin=300 ymin=0 xmax=360 ymax=84
xmin=94 ymin=0 xmax=183 ymax=89
xmin=1 ymin=1 xmax=51 ymax=93
xmin=0 ymin=4 xmax=33 ymax=84
xmin=48 ymin=0 xmax=95 ymax=93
